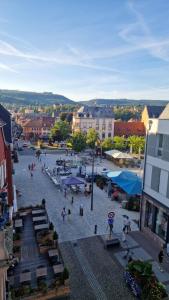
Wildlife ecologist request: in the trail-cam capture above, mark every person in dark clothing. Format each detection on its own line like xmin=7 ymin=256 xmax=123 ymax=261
xmin=158 ymin=247 xmax=164 ymax=271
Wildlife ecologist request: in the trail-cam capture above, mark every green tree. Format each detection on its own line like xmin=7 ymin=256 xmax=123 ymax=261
xmin=86 ymin=128 xmax=99 ymax=149
xmin=101 ymin=138 xmax=114 ymax=151
xmin=113 ymin=136 xmax=126 ymax=150
xmin=50 ymin=120 xmax=70 ymax=141
xmin=127 ymin=136 xmax=145 ymax=154
xmin=70 ymin=131 xmax=86 ymax=152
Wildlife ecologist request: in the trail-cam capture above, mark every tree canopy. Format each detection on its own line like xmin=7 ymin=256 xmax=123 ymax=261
xmin=127 ymin=136 xmax=145 ymax=154
xmin=101 ymin=137 xmax=114 ymax=151
xmin=50 ymin=120 xmax=70 ymax=141
xmin=70 ymin=131 xmax=86 ymax=152
xmin=86 ymin=128 xmax=99 ymax=149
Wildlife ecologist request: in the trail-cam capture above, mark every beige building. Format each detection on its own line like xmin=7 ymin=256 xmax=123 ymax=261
xmin=141 ymin=105 xmax=165 ymax=130
xmin=72 ymin=106 xmax=114 ymax=139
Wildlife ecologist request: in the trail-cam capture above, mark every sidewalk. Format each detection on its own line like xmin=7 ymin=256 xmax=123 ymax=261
xmin=112 ymin=230 xmax=169 ymax=296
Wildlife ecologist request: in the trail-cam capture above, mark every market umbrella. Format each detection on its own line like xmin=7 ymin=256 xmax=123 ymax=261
xmin=62 ymin=176 xmax=84 ymax=186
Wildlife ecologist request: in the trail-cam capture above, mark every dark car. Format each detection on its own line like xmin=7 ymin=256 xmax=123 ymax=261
xmin=85 ymin=173 xmax=98 ymax=182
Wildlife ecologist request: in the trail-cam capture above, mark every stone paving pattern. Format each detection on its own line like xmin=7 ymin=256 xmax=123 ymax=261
xmin=14 ymin=153 xmax=139 ymax=243
xmin=14 ymin=152 xmax=169 ymax=299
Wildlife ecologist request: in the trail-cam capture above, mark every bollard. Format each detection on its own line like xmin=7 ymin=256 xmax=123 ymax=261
xmin=94 ymin=224 xmax=97 ymax=234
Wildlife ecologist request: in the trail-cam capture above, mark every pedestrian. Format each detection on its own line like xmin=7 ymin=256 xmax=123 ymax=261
xmin=158 ymin=247 xmax=164 ymax=271
xmin=30 ymin=172 xmax=33 ymax=178
xmin=61 ymin=207 xmax=66 ymax=222
xmin=122 ymin=228 xmax=126 ymax=243
xmin=127 ymin=217 xmax=131 ymax=233
xmin=45 ymin=151 xmax=47 ymax=156
xmin=67 ymin=209 xmax=71 ymax=221
xmin=41 ymin=166 xmax=44 ymax=173
xmin=123 ymin=216 xmax=129 ymax=233
xmin=31 ymin=163 xmax=34 ymax=171
xmin=71 ymin=196 xmax=74 ymax=205
xmin=28 ymin=164 xmax=31 ymax=171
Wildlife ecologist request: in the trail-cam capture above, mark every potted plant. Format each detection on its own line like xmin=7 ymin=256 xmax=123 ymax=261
xmin=53 ymin=230 xmax=58 ymax=246
xmin=42 ymin=198 xmax=46 ymax=208
xmin=124 ymin=260 xmax=167 ymax=299
xmin=60 ymin=267 xmax=69 ymax=285
xmin=49 ymin=222 xmax=54 ymax=231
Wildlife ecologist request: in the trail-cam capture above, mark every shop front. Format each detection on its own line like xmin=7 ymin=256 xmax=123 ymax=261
xmin=142 ymin=193 xmax=169 ymax=244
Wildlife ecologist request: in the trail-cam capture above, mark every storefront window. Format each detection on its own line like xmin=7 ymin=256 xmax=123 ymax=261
xmin=145 ymin=201 xmax=153 ymax=229
xmin=155 ymin=209 xmax=168 ymax=241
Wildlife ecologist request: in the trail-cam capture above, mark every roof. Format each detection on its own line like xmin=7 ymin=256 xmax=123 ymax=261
xmin=0 ymin=104 xmax=12 ymax=143
xmin=114 ymin=121 xmax=145 ymax=137
xmin=77 ymin=105 xmax=114 ymax=118
xmin=0 ymin=118 xmax=6 ymax=128
xmin=105 ymin=150 xmax=133 ymax=159
xmin=146 ymin=105 xmax=165 ymax=118
xmin=159 ymin=103 xmax=169 ymax=120
xmin=23 ymin=117 xmax=55 ymax=128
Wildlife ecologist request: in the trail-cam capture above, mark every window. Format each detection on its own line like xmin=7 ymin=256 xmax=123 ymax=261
xmin=145 ymin=201 xmax=153 ymax=229
xmin=108 ymin=122 xmax=112 ymax=130
xmin=102 ymin=133 xmax=105 ymax=139
xmin=155 ymin=209 xmax=168 ymax=241
xmin=151 ymin=166 xmax=161 ymax=192
xmin=157 ymin=134 xmax=163 ymax=157
xmin=108 ymin=133 xmax=111 ymax=137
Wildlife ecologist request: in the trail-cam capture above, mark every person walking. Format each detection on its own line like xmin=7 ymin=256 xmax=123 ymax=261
xmin=28 ymin=164 xmax=31 ymax=171
xmin=126 ymin=217 xmax=131 ymax=234
xmin=71 ymin=196 xmax=74 ymax=205
xmin=30 ymin=172 xmax=33 ymax=178
xmin=123 ymin=216 xmax=128 ymax=233
xmin=67 ymin=209 xmax=71 ymax=221
xmin=158 ymin=247 xmax=164 ymax=271
xmin=61 ymin=207 xmax=66 ymax=222
xmin=122 ymin=228 xmax=126 ymax=243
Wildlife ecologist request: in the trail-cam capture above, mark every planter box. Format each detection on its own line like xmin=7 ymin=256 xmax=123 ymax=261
xmin=39 ymin=245 xmax=52 ymax=254
xmin=22 ymin=285 xmax=70 ymax=300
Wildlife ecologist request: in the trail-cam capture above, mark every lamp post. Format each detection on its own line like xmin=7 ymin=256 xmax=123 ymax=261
xmin=90 ymin=148 xmax=95 ymax=211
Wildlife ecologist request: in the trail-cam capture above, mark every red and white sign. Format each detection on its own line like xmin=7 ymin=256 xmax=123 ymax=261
xmin=108 ymin=211 xmax=115 ymax=219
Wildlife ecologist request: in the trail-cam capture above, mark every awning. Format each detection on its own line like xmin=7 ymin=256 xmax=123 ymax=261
xmin=105 ymin=150 xmax=133 ymax=159
xmin=62 ymin=177 xmax=84 ymax=186
xmin=106 ymin=170 xmax=142 ymax=195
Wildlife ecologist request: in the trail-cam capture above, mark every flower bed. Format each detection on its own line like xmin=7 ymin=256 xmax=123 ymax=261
xmin=124 ymin=260 xmax=168 ymax=299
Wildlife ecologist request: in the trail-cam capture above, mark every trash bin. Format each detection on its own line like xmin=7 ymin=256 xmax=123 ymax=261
xmin=122 ymin=200 xmax=128 ymax=209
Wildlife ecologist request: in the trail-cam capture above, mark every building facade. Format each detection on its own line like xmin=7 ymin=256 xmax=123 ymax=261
xmin=72 ymin=106 xmax=114 ymax=140
xmin=22 ymin=117 xmax=55 ymax=139
xmin=141 ymin=105 xmax=165 ymax=130
xmin=141 ymin=104 xmax=169 ymax=246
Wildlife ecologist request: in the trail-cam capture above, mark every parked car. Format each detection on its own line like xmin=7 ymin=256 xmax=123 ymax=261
xmin=23 ymin=143 xmax=29 ymax=147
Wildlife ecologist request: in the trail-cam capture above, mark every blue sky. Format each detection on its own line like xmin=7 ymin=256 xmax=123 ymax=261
xmin=0 ymin=0 xmax=169 ymax=101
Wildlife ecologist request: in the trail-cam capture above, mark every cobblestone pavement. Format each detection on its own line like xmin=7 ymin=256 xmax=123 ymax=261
xmin=13 ymin=153 xmax=140 ymax=299
xmin=59 ymin=236 xmax=135 ymax=300
xmin=14 ymin=153 xmax=139 ymax=243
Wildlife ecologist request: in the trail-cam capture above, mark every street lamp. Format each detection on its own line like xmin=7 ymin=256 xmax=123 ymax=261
xmin=90 ymin=148 xmax=95 ymax=211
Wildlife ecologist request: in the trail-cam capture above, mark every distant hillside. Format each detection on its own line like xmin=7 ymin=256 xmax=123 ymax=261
xmin=0 ymin=89 xmax=74 ymax=105
xmin=0 ymin=89 xmax=168 ymax=107
xmin=82 ymin=98 xmax=169 ymax=106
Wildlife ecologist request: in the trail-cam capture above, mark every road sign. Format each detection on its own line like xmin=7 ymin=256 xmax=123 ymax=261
xmin=108 ymin=211 xmax=115 ymax=219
